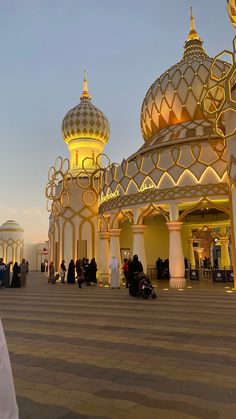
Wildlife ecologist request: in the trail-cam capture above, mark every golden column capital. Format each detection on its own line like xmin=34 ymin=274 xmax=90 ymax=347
xmin=108 ymin=228 xmax=121 ymax=237
xmin=98 ymin=231 xmax=110 ymax=240
xmin=166 ymin=221 xmax=183 ymax=232
xmin=131 ymin=224 xmax=146 ymax=234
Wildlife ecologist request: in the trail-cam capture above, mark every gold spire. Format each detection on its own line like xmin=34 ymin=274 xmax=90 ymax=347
xmin=188 ymin=7 xmax=200 ymax=41
xmin=182 ymin=8 xmax=208 ymax=61
xmin=80 ymin=70 xmax=91 ymax=100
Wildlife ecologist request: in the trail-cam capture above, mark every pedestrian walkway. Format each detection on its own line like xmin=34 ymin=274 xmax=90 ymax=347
xmin=0 ymin=273 xmax=236 ymax=418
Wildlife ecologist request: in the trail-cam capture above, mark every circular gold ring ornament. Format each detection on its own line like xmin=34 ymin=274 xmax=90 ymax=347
xmin=62 ymin=158 xmax=70 ymax=174
xmin=54 ymin=156 xmax=63 ymax=171
xmin=82 ymin=189 xmax=97 ymax=207
xmin=60 ymin=190 xmax=70 ymax=208
xmin=46 ymin=198 xmax=53 ymax=213
xmin=53 ymin=200 xmax=61 ymax=216
xmin=48 ymin=166 xmax=56 ymax=182
xmin=76 ymin=173 xmax=91 ymax=189
xmin=64 ymin=173 xmax=73 ymax=188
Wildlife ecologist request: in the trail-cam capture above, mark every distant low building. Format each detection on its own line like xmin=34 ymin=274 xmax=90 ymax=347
xmin=0 ymin=219 xmax=48 ymax=271
xmin=0 ymin=220 xmax=24 ymax=263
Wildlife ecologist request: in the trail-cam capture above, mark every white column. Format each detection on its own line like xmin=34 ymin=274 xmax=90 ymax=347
xmin=188 ymin=238 xmax=195 ymax=268
xmin=166 ymin=221 xmax=185 ymax=278
xmin=169 ymin=203 xmax=179 ymax=221
xmin=48 ymin=236 xmax=53 ymax=264
xmin=12 ymin=243 xmax=16 ymax=264
xmin=109 ymin=228 xmax=121 ymax=284
xmin=220 ymin=237 xmax=231 ymax=269
xmin=131 ymin=225 xmax=147 ymax=273
xmin=109 ymin=229 xmax=121 ymax=264
xmin=225 ymin=87 xmax=236 ymax=286
xmin=3 ymin=243 xmax=6 ymax=262
xmin=98 ymin=231 xmax=110 ymax=284
xmin=20 ymin=243 xmax=23 ymax=262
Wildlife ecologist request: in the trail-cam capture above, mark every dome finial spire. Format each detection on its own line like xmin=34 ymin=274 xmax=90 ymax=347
xmin=80 ymin=70 xmax=91 ymax=100
xmin=188 ymin=6 xmax=200 ymax=41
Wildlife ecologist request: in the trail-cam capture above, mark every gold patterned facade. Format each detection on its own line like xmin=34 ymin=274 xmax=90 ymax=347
xmin=47 ymin=9 xmax=233 ymax=278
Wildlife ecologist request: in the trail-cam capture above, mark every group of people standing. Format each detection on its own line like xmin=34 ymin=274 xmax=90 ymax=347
xmin=0 ymin=258 xmax=29 ymax=289
xmin=106 ymin=254 xmax=145 ymax=294
xmin=155 ymin=257 xmax=170 ymax=279
xmin=48 ymin=254 xmax=146 ymax=296
xmin=48 ymin=258 xmax=98 ymax=287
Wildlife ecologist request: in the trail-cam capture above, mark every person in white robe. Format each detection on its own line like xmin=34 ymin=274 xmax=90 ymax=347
xmin=109 ymin=256 xmax=120 ymax=289
xmin=0 ymin=319 xmax=19 ymax=419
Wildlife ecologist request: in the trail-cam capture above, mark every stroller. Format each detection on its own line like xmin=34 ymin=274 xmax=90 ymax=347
xmin=138 ymin=274 xmax=157 ymax=299
xmin=51 ymin=273 xmax=60 ymax=284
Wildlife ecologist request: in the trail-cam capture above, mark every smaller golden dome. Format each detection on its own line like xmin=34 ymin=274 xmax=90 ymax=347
xmin=62 ymin=72 xmax=110 ymax=144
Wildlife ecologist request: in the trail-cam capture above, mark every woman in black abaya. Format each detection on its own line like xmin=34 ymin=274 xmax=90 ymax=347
xmin=10 ymin=262 xmax=21 ymax=288
xmin=128 ymin=255 xmax=143 ymax=297
xmin=67 ymin=259 xmax=76 ymax=284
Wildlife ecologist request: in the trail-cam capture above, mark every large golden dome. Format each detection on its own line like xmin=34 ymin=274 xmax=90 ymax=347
xmin=62 ymin=74 xmax=110 ymax=144
xmin=140 ymin=12 xmax=227 ymax=143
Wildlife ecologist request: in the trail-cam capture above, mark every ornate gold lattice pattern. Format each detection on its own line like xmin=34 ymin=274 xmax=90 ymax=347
xmin=100 ymin=139 xmax=228 ymax=210
xmin=203 ymin=36 xmax=236 ymax=139
xmin=45 ymin=156 xmax=72 ymax=216
xmin=77 ymin=153 xmax=112 ymax=207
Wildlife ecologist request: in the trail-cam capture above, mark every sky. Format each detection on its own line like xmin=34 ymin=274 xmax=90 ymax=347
xmin=0 ymin=0 xmax=234 ymax=243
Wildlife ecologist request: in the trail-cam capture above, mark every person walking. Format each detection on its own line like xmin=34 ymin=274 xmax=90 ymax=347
xmin=3 ymin=262 xmax=12 ymax=288
xmin=75 ymin=259 xmax=83 ymax=288
xmin=19 ymin=259 xmax=28 ymax=288
xmin=123 ymin=258 xmax=129 ymax=288
xmin=0 ymin=258 xmax=6 ymax=289
xmin=60 ymin=260 xmax=66 ymax=284
xmin=109 ymin=256 xmax=120 ymax=289
xmin=48 ymin=262 xmax=55 ymax=283
xmin=10 ymin=263 xmax=21 ymax=288
xmin=67 ymin=260 xmax=75 ymax=284
xmin=90 ymin=258 xmax=98 ymax=285
xmin=83 ymin=259 xmax=90 ymax=285
xmin=128 ymin=255 xmax=143 ymax=297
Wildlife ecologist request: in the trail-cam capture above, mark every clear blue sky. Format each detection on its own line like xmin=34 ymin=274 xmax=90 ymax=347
xmin=0 ymin=0 xmax=233 ymax=242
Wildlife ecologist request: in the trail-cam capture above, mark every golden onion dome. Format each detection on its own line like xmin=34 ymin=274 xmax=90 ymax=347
xmin=62 ymin=72 xmax=110 ymax=144
xmin=140 ymin=11 xmax=228 ymax=143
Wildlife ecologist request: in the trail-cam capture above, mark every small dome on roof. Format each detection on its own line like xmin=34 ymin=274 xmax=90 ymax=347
xmin=0 ymin=220 xmax=24 ymax=232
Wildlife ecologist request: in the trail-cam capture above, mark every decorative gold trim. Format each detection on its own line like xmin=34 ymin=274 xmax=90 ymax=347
xmin=45 ymin=156 xmax=70 ymax=215
xmin=101 ymin=140 xmax=227 ymax=201
xmin=137 ymin=203 xmax=169 ymax=225
xmin=178 ymin=198 xmax=230 ymax=222
xmin=99 ymin=183 xmax=228 ymax=213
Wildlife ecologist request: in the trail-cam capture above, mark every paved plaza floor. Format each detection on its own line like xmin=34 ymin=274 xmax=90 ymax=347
xmin=1 ymin=273 xmax=236 ymax=419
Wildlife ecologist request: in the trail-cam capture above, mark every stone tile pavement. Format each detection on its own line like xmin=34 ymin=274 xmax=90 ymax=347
xmin=0 ymin=272 xmax=236 ymax=418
